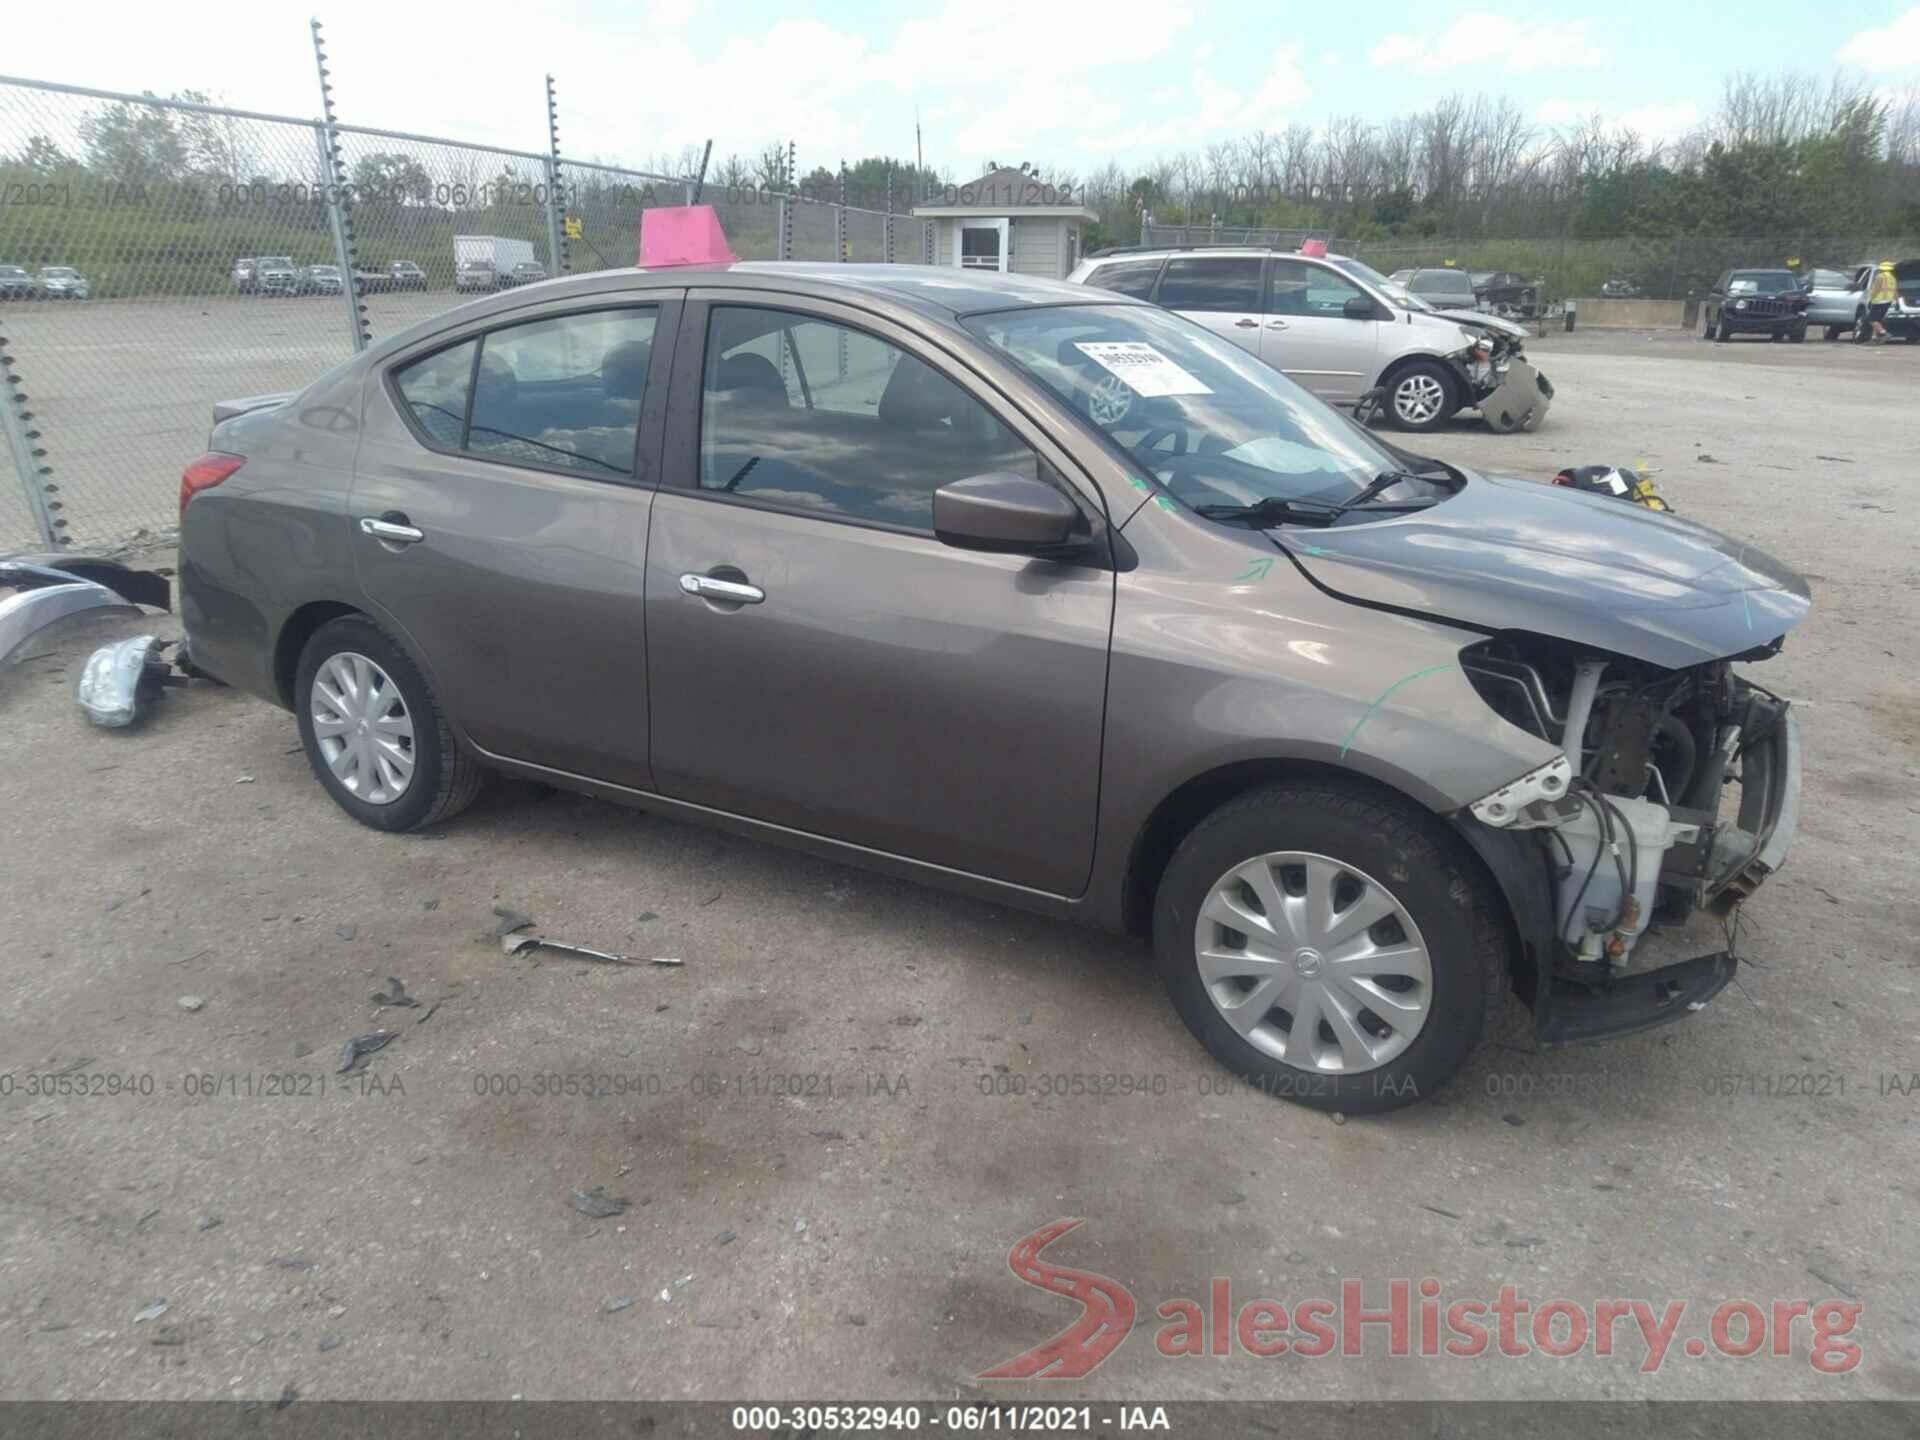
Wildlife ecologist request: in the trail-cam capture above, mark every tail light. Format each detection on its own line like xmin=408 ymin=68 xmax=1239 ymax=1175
xmin=180 ymin=452 xmax=245 ymax=519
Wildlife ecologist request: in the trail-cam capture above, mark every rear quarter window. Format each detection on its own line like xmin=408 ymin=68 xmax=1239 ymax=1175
xmin=1085 ymin=258 xmax=1163 ymax=298
xmin=393 ymin=340 xmax=477 ymax=448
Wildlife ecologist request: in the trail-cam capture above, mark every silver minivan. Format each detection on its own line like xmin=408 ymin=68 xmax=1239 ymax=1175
xmin=1068 ymin=247 xmax=1551 ymax=433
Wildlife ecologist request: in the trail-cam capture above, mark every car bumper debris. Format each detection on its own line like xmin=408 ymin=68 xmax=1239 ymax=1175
xmin=1 ymin=556 xmax=171 ymax=668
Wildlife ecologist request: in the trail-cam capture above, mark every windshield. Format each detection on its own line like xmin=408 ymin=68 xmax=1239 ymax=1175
xmin=1 ymin=266 xmax=28 ymax=277
xmin=1330 ymin=256 xmax=1433 ymax=312
xmin=962 ymin=303 xmax=1441 ymax=519
xmin=42 ymin=267 xmax=77 ymax=278
xmin=1727 ymin=271 xmax=1794 ymax=295
xmin=260 ymin=256 xmax=293 ymax=267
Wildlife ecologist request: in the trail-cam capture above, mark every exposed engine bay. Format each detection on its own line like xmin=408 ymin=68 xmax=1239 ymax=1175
xmin=1462 ymin=633 xmax=1800 ymax=982
xmin=1439 ymin=313 xmax=1552 ymax=433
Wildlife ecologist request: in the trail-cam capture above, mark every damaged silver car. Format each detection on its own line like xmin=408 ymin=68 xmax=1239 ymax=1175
xmin=177 ymin=264 xmax=1800 ymax=1113
xmin=1068 ymin=245 xmax=1552 ymax=434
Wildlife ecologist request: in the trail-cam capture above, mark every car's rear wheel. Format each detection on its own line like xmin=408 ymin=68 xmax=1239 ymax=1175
xmin=1789 ymin=323 xmax=1807 ymax=343
xmin=1384 ymin=361 xmax=1455 ymax=433
xmin=295 ymin=615 xmax=484 ymax=833
xmin=1151 ymin=781 xmax=1507 ymax=1113
xmin=1715 ymin=316 xmax=1731 ymax=342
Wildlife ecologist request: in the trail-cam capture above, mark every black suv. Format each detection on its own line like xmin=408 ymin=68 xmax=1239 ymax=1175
xmin=1703 ymin=269 xmax=1809 ymax=342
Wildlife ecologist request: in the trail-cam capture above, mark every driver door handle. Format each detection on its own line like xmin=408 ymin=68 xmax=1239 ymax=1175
xmin=359 ymin=516 xmax=424 ymax=545
xmin=1266 ymin=320 xmax=1289 ymax=330
xmin=679 ymin=572 xmax=765 ymax=605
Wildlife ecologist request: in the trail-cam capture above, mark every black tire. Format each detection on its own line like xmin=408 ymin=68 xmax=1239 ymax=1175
xmin=294 ymin=614 xmax=485 ymax=833
xmin=1715 ymin=315 xmax=1731 ymax=342
xmin=1151 ymin=780 xmax=1508 ymax=1114
xmin=1824 ymin=325 xmax=1842 ymax=341
xmin=1789 ymin=323 xmax=1807 ymax=343
xmin=1383 ymin=359 xmax=1456 ymax=433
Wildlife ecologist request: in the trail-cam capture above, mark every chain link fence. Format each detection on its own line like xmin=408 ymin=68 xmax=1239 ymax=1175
xmin=0 ymin=74 xmax=934 ymax=552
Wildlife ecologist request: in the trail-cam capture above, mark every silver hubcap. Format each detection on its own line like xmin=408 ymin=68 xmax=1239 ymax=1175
xmin=1193 ymin=851 xmax=1433 ymax=1073
xmin=1394 ymin=373 xmax=1445 ymax=424
xmin=1087 ymin=373 xmax=1134 ymax=425
xmin=311 ymin=652 xmax=416 ymax=804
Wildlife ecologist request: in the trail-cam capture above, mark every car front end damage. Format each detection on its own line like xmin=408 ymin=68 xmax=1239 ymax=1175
xmin=1273 ymin=468 xmax=1808 ymax=1047
xmin=1459 ymin=636 xmax=1801 ymax=1044
xmin=1440 ymin=314 xmax=1552 ymax=432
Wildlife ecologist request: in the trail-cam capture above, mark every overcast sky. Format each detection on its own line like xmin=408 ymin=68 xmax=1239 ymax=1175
xmin=6 ymin=0 xmax=1918 ymax=178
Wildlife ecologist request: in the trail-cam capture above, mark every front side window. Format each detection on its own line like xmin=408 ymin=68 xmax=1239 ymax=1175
xmin=697 ymin=305 xmax=1037 ymax=530
xmin=1155 ymin=257 xmax=1263 ymax=313
xmin=1269 ymin=260 xmax=1364 ymax=317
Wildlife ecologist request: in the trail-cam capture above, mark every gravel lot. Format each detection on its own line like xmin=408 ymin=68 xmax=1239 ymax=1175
xmin=1 ymin=327 xmax=1916 ymax=1408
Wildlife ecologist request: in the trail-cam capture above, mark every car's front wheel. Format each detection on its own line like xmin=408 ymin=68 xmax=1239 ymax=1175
xmin=1384 ymin=361 xmax=1455 ymax=433
xmin=295 ymin=615 xmax=484 ymax=832
xmin=1151 ymin=781 xmax=1507 ymax=1113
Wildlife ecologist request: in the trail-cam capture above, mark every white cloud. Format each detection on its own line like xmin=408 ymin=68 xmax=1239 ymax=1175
xmin=1536 ymin=97 xmax=1701 ymax=139
xmin=1838 ymin=7 xmax=1920 ymax=72
xmin=1077 ymin=44 xmax=1311 ymax=154
xmin=882 ymin=0 xmax=1195 ymax=88
xmin=1370 ymin=13 xmax=1608 ymax=73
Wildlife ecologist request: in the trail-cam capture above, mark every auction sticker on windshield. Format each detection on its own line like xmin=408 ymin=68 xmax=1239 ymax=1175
xmin=1074 ymin=342 xmax=1213 ymax=397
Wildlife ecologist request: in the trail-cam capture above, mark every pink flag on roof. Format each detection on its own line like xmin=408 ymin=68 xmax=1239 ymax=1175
xmin=1300 ymin=238 xmax=1328 ymax=258
xmin=638 ymin=205 xmax=738 ymax=268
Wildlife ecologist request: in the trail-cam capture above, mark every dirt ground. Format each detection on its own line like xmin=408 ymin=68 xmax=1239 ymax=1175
xmin=1 ymin=326 xmax=1917 ymax=1408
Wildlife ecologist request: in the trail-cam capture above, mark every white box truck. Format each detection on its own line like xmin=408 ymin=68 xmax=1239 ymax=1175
xmin=454 ymin=235 xmax=538 ymax=293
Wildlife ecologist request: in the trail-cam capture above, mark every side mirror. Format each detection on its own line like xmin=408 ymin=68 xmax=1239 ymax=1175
xmin=934 ymin=472 xmax=1081 ymax=555
xmin=1343 ymin=295 xmax=1378 ymax=321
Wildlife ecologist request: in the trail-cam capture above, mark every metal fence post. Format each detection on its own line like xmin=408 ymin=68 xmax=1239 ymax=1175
xmin=884 ymin=169 xmax=895 ymax=264
xmin=0 ymin=334 xmax=66 ymax=548
xmin=310 ymin=21 xmax=370 ymax=353
xmin=544 ymin=75 xmax=569 ymax=275
xmin=835 ymin=163 xmax=848 ymax=261
xmin=778 ymin=196 xmax=792 ymax=261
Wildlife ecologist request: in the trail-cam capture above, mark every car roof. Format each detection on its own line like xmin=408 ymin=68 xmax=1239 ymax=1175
xmin=362 ymin=263 xmax=1144 ymax=366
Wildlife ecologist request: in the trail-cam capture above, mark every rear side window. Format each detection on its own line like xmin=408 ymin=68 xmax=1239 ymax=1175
xmin=1086 ymin=258 xmax=1162 ymax=298
xmin=1155 ymin=257 xmax=1263 ymax=312
xmin=465 ymin=309 xmax=655 ymax=476
xmin=394 ymin=340 xmax=476 ymax=448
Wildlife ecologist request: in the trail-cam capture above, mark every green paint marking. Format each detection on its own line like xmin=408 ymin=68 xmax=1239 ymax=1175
xmin=1300 ymin=543 xmax=1327 ymax=556
xmin=1128 ymin=475 xmax=1152 ymax=493
xmin=1154 ymin=496 xmax=1179 ymax=513
xmin=1233 ymin=557 xmax=1275 ymax=582
xmin=1338 ymin=664 xmax=1454 ymax=760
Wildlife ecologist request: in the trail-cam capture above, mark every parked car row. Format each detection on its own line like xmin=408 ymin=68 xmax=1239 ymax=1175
xmin=232 ymin=258 xmax=431 ymax=295
xmin=1381 ymin=267 xmax=1541 ymax=318
xmin=0 ymin=263 xmax=91 ymax=299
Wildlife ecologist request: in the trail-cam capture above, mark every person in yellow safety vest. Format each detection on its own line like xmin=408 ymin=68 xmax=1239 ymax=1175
xmin=1861 ymin=262 xmax=1897 ymax=344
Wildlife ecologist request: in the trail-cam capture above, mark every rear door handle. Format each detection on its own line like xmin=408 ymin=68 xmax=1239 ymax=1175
xmin=359 ymin=516 xmax=424 ymax=545
xmin=1233 ymin=318 xmax=1259 ymax=329
xmin=679 ymin=572 xmax=765 ymax=605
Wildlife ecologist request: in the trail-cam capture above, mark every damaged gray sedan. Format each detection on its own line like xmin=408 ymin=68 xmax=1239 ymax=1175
xmin=177 ymin=264 xmax=1800 ymax=1112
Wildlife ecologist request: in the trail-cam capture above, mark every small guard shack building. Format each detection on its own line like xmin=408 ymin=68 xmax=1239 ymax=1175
xmin=912 ymin=168 xmax=1099 ymax=280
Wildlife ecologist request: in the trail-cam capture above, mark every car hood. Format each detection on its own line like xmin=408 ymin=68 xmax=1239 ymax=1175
xmin=1428 ymin=308 xmax=1530 ymax=341
xmin=1272 ymin=470 xmax=1809 ymax=669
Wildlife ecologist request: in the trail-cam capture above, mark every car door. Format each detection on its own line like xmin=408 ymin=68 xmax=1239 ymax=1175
xmin=643 ymin=293 xmax=1114 ymax=896
xmin=1151 ymin=255 xmax=1268 ymax=356
xmin=1258 ymin=259 xmax=1379 ymax=402
xmin=350 ymin=294 xmax=681 ymax=790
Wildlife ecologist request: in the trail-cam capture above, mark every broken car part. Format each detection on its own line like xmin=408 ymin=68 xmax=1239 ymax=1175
xmin=1553 ymin=465 xmax=1674 ymax=511
xmin=76 ymin=635 xmax=177 ymax=727
xmin=337 ymin=1031 xmax=397 ymax=1073
xmin=502 ymin=933 xmax=682 ymax=967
